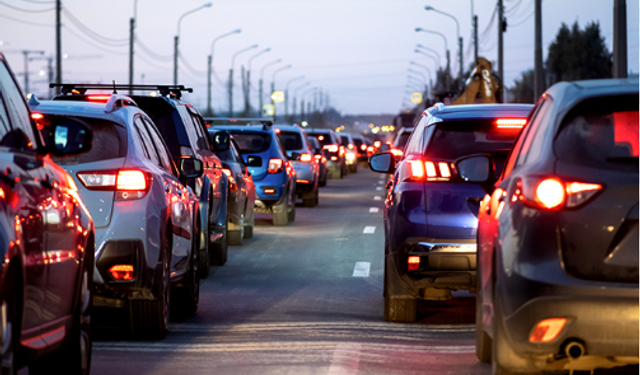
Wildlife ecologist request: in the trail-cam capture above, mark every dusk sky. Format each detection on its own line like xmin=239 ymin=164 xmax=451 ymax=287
xmin=1 ymin=0 xmax=638 ymax=115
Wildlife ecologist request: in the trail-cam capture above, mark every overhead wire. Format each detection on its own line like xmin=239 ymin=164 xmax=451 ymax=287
xmin=0 ymin=1 xmax=54 ymax=12
xmin=62 ymin=8 xmax=129 ymax=46
xmin=64 ymin=26 xmax=128 ymax=56
xmin=0 ymin=13 xmax=54 ymax=27
xmin=135 ymin=37 xmax=173 ymax=61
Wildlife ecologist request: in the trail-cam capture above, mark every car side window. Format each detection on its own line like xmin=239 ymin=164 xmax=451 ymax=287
xmin=520 ymin=97 xmax=554 ymax=165
xmin=404 ymin=115 xmax=426 ymax=155
xmin=0 ymin=94 xmax=12 ymax=144
xmin=0 ymin=62 xmax=37 ymax=150
xmin=143 ymin=118 xmax=173 ymax=172
xmin=133 ymin=117 xmax=161 ymax=167
xmin=512 ymin=97 xmax=552 ymax=169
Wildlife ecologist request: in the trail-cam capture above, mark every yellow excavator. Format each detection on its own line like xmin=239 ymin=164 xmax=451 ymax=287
xmin=452 ymin=57 xmax=500 ymax=105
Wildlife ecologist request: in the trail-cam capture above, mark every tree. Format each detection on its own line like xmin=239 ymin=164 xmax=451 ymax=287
xmin=509 ymin=69 xmax=535 ymax=103
xmin=546 ymin=21 xmax=612 ymax=84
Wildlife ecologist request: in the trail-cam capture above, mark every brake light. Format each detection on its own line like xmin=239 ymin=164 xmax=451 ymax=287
xmin=438 ymin=162 xmax=451 ymax=178
xmin=360 ymin=144 xmax=367 ymax=151
xmin=367 ymin=146 xmax=374 ymax=153
xmin=330 ymin=156 xmax=338 ymax=161
xmin=390 ymin=148 xmax=404 ymax=158
xmin=403 ymin=159 xmax=453 ymax=182
xmin=117 ymin=170 xmax=147 ymax=191
xmin=529 ymin=318 xmax=566 ymax=343
xmin=87 ymin=95 xmax=111 ymax=102
xmin=407 ymin=256 xmax=420 ymax=271
xmin=348 ymin=144 xmax=354 ymax=150
xmin=274 ymin=128 xmax=281 ymax=134
xmin=314 ymin=154 xmax=322 ymax=161
xmin=407 ymin=160 xmax=424 ymax=178
xmin=495 ymin=118 xmax=527 ymax=129
xmin=77 ymin=169 xmax=150 ymax=201
xmin=300 ymin=153 xmax=313 ymax=162
xmin=374 ymin=141 xmax=381 ymax=148
xmin=425 ymin=161 xmax=437 ymax=178
xmin=517 ymin=177 xmax=603 ymax=210
xmin=222 ymin=168 xmax=237 ymax=190
xmin=318 ymin=135 xmax=324 ymax=141
xmin=323 ymin=144 xmax=338 ymax=153
xmin=268 ymin=158 xmax=284 ymax=173
xmin=109 ymin=264 xmax=134 ymax=281
xmin=339 ymin=146 xmax=345 ymax=156
xmin=31 ymin=113 xmax=44 ymax=120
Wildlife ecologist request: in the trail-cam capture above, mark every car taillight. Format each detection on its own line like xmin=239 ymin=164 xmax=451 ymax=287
xmin=517 ymin=177 xmax=603 ymax=210
xmin=318 ymin=135 xmax=325 ymax=141
xmin=529 ymin=318 xmax=567 ymax=343
xmin=348 ymin=144 xmax=354 ymax=150
xmin=390 ymin=148 xmax=404 ymax=158
xmin=267 ymin=158 xmax=284 ymax=173
xmin=330 ymin=156 xmax=338 ymax=161
xmin=300 ymin=153 xmax=313 ymax=162
xmin=407 ymin=256 xmax=420 ymax=271
xmin=323 ymin=144 xmax=338 ymax=153
xmin=31 ymin=113 xmax=44 ymax=120
xmin=495 ymin=118 xmax=527 ymax=129
xmin=109 ymin=264 xmax=134 ymax=281
xmin=87 ymin=95 xmax=111 ymax=102
xmin=403 ymin=159 xmax=452 ymax=182
xmin=77 ymin=169 xmax=150 ymax=201
xmin=374 ymin=141 xmax=381 ymax=148
xmin=339 ymin=146 xmax=345 ymax=156
xmin=222 ymin=168 xmax=237 ymax=190
xmin=314 ymin=154 xmax=322 ymax=161
xmin=360 ymin=144 xmax=367 ymax=151
xmin=367 ymin=146 xmax=374 ymax=153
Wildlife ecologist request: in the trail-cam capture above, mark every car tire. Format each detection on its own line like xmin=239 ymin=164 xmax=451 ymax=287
xmin=243 ymin=211 xmax=254 ymax=239
xmin=174 ymin=220 xmax=200 ymax=318
xmin=491 ymin=296 xmax=535 ymax=375
xmin=210 ymin=222 xmax=228 ymax=265
xmin=288 ymin=202 xmax=296 ymax=222
xmin=384 ymin=296 xmax=418 ymax=323
xmin=476 ymin=271 xmax=492 ymax=363
xmin=130 ymin=237 xmax=170 ymax=340
xmin=228 ymin=214 xmax=244 ymax=246
xmin=272 ymin=197 xmax=289 ymax=226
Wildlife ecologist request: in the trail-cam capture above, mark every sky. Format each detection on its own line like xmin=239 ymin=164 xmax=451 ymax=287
xmin=1 ymin=0 xmax=638 ymax=115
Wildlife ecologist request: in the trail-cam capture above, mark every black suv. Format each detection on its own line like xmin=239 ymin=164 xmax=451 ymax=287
xmin=0 ymin=53 xmax=94 ymax=374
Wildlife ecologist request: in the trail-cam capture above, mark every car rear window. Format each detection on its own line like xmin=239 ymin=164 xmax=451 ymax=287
xmin=555 ymin=95 xmax=639 ymax=171
xmin=48 ymin=117 xmax=126 ymax=165
xmin=394 ymin=131 xmax=411 ymax=149
xmin=340 ymin=135 xmax=350 ymax=145
xmin=280 ymin=131 xmax=303 ymax=150
xmin=230 ymin=132 xmax=272 ymax=154
xmin=426 ymin=120 xmax=521 ymax=161
xmin=309 ymin=132 xmax=333 ymax=146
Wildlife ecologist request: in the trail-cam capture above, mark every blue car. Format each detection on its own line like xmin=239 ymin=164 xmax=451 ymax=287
xmin=369 ymin=103 xmax=532 ymax=322
xmin=206 ymin=118 xmax=297 ymax=226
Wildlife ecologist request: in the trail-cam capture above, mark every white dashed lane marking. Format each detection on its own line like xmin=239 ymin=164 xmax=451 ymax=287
xmin=377 ymin=180 xmax=384 ymax=184
xmin=352 ymin=262 xmax=371 ymax=277
xmin=363 ymin=226 xmax=376 ymax=234
xmin=373 ymin=196 xmax=382 ymax=201
xmin=369 ymin=207 xmax=379 ymax=213
xmin=376 ymin=186 xmax=383 ymax=191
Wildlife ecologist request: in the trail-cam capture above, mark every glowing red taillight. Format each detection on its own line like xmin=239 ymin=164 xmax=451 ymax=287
xmin=323 ymin=144 xmax=338 ymax=153
xmin=268 ymin=158 xmax=284 ymax=173
xmin=314 ymin=154 xmax=322 ymax=161
xmin=535 ymin=178 xmax=565 ymax=209
xmin=403 ymin=159 xmax=452 ymax=182
xmin=31 ymin=113 xmax=44 ymax=120
xmin=222 ymin=168 xmax=237 ymax=190
xmin=77 ymin=169 xmax=150 ymax=201
xmin=87 ymin=95 xmax=111 ymax=102
xmin=360 ymin=144 xmax=367 ymax=151
xmin=300 ymin=153 xmax=313 ymax=162
xmin=517 ymin=177 xmax=603 ymax=210
xmin=438 ymin=162 xmax=451 ymax=178
xmin=117 ymin=170 xmax=147 ymax=191
xmin=407 ymin=256 xmax=420 ymax=271
xmin=407 ymin=160 xmax=424 ymax=178
xmin=339 ymin=146 xmax=345 ymax=156
xmin=390 ymin=148 xmax=404 ymax=158
xmin=495 ymin=118 xmax=527 ymax=129
xmin=424 ymin=161 xmax=437 ymax=178
xmin=109 ymin=264 xmax=134 ymax=281
xmin=348 ymin=144 xmax=354 ymax=150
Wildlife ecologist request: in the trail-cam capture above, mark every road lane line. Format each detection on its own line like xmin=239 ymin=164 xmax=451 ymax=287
xmin=327 ymin=343 xmax=361 ymax=375
xmin=369 ymin=207 xmax=379 ymax=213
xmin=373 ymin=196 xmax=382 ymax=201
xmin=352 ymin=262 xmax=371 ymax=277
xmin=378 ymin=180 xmax=384 ymax=184
xmin=363 ymin=226 xmax=376 ymax=234
xmin=376 ymin=186 xmax=383 ymax=190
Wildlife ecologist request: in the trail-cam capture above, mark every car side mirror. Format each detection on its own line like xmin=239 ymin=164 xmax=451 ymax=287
xmin=179 ymin=157 xmax=204 ymax=178
xmin=290 ymin=152 xmax=301 ymax=161
xmin=212 ymin=131 xmax=230 ymax=152
xmin=369 ymin=152 xmax=395 ymax=174
xmin=455 ymin=155 xmax=494 ymax=183
xmin=41 ymin=117 xmax=93 ymax=156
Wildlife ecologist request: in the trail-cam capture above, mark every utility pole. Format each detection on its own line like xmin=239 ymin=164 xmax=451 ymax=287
xmin=228 ymin=69 xmax=233 ymax=116
xmin=446 ymin=50 xmax=451 ymax=91
xmin=534 ymin=0 xmax=545 ymax=99
xmin=129 ymin=18 xmax=135 ymax=94
xmin=242 ymin=66 xmax=250 ymax=116
xmin=613 ymin=0 xmax=628 ymax=78
xmin=458 ymin=37 xmax=464 ymax=86
xmin=473 ymin=15 xmax=479 ymax=64
xmin=284 ymin=89 xmax=289 ymax=121
xmin=259 ymin=79 xmax=263 ymax=115
xmin=300 ymin=99 xmax=305 ymax=121
xmin=47 ymin=56 xmax=54 ymax=98
xmin=207 ymin=55 xmax=213 ymax=115
xmin=55 ymin=0 xmax=62 ymax=94
xmin=173 ymin=36 xmax=179 ymax=85
xmin=291 ymin=97 xmax=297 ymax=124
xmin=497 ymin=0 xmax=504 ymax=102
xmin=22 ymin=50 xmax=44 ymax=94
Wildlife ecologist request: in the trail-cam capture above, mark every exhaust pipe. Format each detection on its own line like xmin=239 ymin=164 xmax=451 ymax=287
xmin=564 ymin=341 xmax=586 ymax=360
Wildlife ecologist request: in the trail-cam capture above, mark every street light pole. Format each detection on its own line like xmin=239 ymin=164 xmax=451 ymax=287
xmin=259 ymin=59 xmax=282 ymax=114
xmin=174 ymin=2 xmax=212 ymax=85
xmin=207 ymin=29 xmax=241 ymax=116
xmin=416 ymin=44 xmax=441 ymax=66
xmin=128 ymin=0 xmax=138 ymax=94
xmin=246 ymin=48 xmax=271 ymax=116
xmin=284 ymin=75 xmax=304 ymax=123
xmin=270 ymin=65 xmax=292 ymax=119
xmin=292 ymin=82 xmax=310 ymax=123
xmin=415 ymin=28 xmax=450 ymax=90
xmin=229 ymin=44 xmax=258 ymax=116
xmin=425 ymin=6 xmax=463 ymax=85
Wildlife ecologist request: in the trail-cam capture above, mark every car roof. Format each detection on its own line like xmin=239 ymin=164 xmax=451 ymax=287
xmin=544 ymin=78 xmax=638 ymax=109
xmin=273 ymin=124 xmax=303 ymax=132
xmin=305 ymin=128 xmax=332 ymax=133
xmin=30 ymin=99 xmax=131 ymax=125
xmin=428 ymin=104 xmax=534 ymax=121
xmin=211 ymin=125 xmax=273 ymax=134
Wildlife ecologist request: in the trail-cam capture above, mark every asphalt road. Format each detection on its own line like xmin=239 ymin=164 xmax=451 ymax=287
xmin=88 ymin=167 xmax=488 ymax=375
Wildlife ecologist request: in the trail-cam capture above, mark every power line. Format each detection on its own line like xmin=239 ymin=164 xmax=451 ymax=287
xmin=64 ymin=26 xmax=128 ymax=56
xmin=0 ymin=1 xmax=54 ymax=12
xmin=0 ymin=12 xmax=54 ymax=27
xmin=62 ymin=7 xmax=128 ymax=45
xmin=20 ymin=0 xmax=55 ymax=3
xmin=135 ymin=37 xmax=173 ymax=61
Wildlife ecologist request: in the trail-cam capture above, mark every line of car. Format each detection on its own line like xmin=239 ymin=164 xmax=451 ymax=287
xmin=369 ymin=77 xmax=639 ymax=374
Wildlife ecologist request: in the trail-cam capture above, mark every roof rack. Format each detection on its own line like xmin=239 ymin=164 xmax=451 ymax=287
xmin=204 ymin=117 xmax=274 ymax=127
xmin=49 ymin=84 xmax=193 ymax=100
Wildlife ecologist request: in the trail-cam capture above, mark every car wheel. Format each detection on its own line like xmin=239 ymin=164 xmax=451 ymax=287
xmin=272 ymin=195 xmax=288 ymax=226
xmin=228 ymin=214 xmax=244 ymax=246
xmin=491 ymin=296 xmax=536 ymax=375
xmin=476 ymin=271 xmax=492 ymax=363
xmin=174 ymin=219 xmax=200 ymax=317
xmin=243 ymin=211 xmax=254 ymax=239
xmin=210 ymin=222 xmax=228 ymax=265
xmin=130 ymin=236 xmax=170 ymax=339
xmin=384 ymin=296 xmax=417 ymax=323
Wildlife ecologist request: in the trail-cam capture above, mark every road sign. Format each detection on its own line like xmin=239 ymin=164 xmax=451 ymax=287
xmin=411 ymin=92 xmax=423 ymax=104
xmin=263 ymin=104 xmax=275 ymax=116
xmin=271 ymin=91 xmax=284 ymax=103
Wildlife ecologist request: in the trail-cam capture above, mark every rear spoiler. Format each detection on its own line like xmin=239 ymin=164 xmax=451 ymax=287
xmin=204 ymin=117 xmax=274 ymax=131
xmin=49 ymin=83 xmax=193 ymax=100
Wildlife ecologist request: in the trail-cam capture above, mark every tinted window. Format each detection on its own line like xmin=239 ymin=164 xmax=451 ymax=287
xmin=555 ymin=95 xmax=639 ymax=172
xmin=230 ymin=132 xmax=272 ymax=153
xmin=144 ymin=118 xmax=173 ymax=172
xmin=393 ymin=131 xmax=412 ymax=150
xmin=517 ymin=97 xmax=553 ymax=167
xmin=212 ymin=132 xmax=236 ymax=162
xmin=405 ymin=115 xmax=427 ymax=155
xmin=49 ymin=117 xmax=126 ymax=165
xmin=0 ymin=62 xmax=37 ymax=150
xmin=134 ymin=117 xmax=161 ymax=166
xmin=280 ymin=131 xmax=304 ymax=150
xmin=309 ymin=132 xmax=334 ymax=146
xmin=340 ymin=135 xmax=350 ymax=145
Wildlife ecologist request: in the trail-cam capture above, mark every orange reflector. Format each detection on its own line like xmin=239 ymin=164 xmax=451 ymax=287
xmin=425 ymin=161 xmax=437 ymax=178
xmin=535 ymin=178 xmax=565 ymax=209
xmin=529 ymin=318 xmax=567 ymax=342
xmin=300 ymin=153 xmax=313 ymax=162
xmin=109 ymin=264 xmax=134 ymax=281
xmin=496 ymin=118 xmax=527 ymax=128
xmin=438 ymin=162 xmax=451 ymax=178
xmin=408 ymin=256 xmax=420 ymax=271
xmin=116 ymin=170 xmax=147 ymax=191
xmin=297 ymin=179 xmax=310 ymax=184
xmin=408 ymin=160 xmax=425 ymax=178
xmin=263 ymin=188 xmax=276 ymax=195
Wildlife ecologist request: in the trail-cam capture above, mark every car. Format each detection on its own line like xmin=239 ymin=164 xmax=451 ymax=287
xmin=350 ymin=133 xmax=369 ymax=163
xmin=0 ymin=52 xmax=94 ymax=374
xmin=207 ymin=118 xmax=296 ymax=226
xmin=306 ymin=128 xmax=345 ymax=179
xmin=274 ymin=124 xmax=320 ymax=207
xmin=339 ymin=133 xmax=360 ymax=173
xmin=472 ymin=79 xmax=639 ymax=374
xmin=369 ymin=102 xmax=533 ymax=323
xmin=390 ymin=127 xmax=414 ymax=160
xmin=307 ymin=136 xmax=328 ymax=187
xmin=30 ymin=92 xmax=204 ymax=338
xmin=207 ymin=129 xmax=256 ymax=244
xmin=51 ymin=84 xmax=230 ymax=275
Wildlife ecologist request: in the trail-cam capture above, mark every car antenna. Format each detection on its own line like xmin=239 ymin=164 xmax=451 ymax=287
xmin=112 ymin=80 xmax=117 ymax=94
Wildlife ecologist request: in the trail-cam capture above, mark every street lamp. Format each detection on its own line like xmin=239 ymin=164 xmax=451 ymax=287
xmin=228 ymin=44 xmax=258 ymax=116
xmin=244 ymin=48 xmax=270 ymax=115
xmin=416 ymin=44 xmax=441 ymax=66
xmin=415 ymin=27 xmax=451 ymax=91
xmin=410 ymin=61 xmax=433 ymax=82
xmin=284 ymin=76 xmax=304 ymax=123
xmin=270 ymin=64 xmax=292 ymax=103
xmin=292 ymin=81 xmax=310 ymax=123
xmin=300 ymin=86 xmax=316 ymax=121
xmin=258 ymin=59 xmax=282 ymax=113
xmin=415 ymin=50 xmax=440 ymax=71
xmin=207 ymin=29 xmax=241 ymax=116
xmin=425 ymin=5 xmax=463 ymax=83
xmin=174 ymin=2 xmax=212 ymax=85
